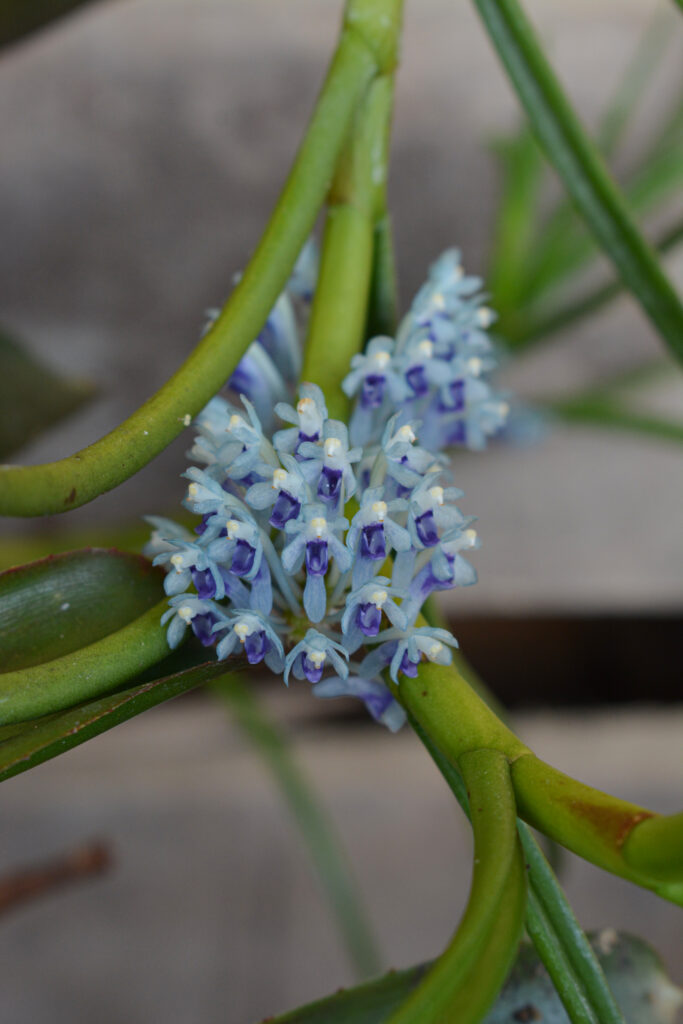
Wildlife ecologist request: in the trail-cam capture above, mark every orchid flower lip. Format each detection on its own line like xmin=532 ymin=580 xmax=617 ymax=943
xmin=148 ymin=243 xmax=506 ymax=729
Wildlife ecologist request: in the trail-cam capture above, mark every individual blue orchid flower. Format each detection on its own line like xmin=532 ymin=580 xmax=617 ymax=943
xmin=182 ymin=466 xmax=252 ymax=540
xmin=358 ymin=624 xmax=459 ymax=683
xmin=401 ymin=524 xmax=479 ymax=623
xmin=284 ymin=629 xmax=349 ymax=685
xmin=161 ymin=594 xmax=226 ymax=649
xmin=190 ymin=396 xmax=277 ymax=483
xmin=299 ymin=420 xmax=361 ymax=509
xmin=342 ymin=337 xmax=404 ymax=445
xmin=396 ymin=336 xmax=450 ymax=402
xmin=152 ymin=538 xmax=227 ymax=599
xmin=346 ymin=488 xmax=411 ymax=588
xmin=281 ymin=504 xmax=350 ymax=622
xmin=244 ymin=454 xmax=310 ymax=530
xmin=380 ymin=418 xmax=440 ymax=491
xmin=312 ymin=674 xmax=406 ymax=732
xmin=440 ymin=379 xmax=509 ymax=450
xmin=389 ymin=625 xmax=459 ymax=682
xmin=341 ymin=576 xmax=407 ymax=653
xmin=407 ymin=475 xmax=466 ymax=549
xmin=273 ymin=382 xmax=328 ymax=455
xmin=214 ymin=609 xmax=285 ymax=672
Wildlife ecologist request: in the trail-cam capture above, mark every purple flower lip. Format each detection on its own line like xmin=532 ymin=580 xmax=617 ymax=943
xmin=245 ymin=630 xmax=267 ymax=665
xmin=360 ymin=522 xmax=386 ymax=560
xmin=269 ymin=490 xmax=300 ymax=529
xmin=447 ymin=420 xmax=468 ymax=446
xmin=415 ymin=510 xmax=439 ymax=547
xmin=231 ymin=540 xmax=256 ymax=577
xmin=399 ymin=650 xmax=419 ymax=677
xmin=191 ymin=567 xmax=216 ymax=600
xmin=298 ymin=430 xmax=319 ymax=443
xmin=302 ymin=654 xmax=324 ymax=683
xmin=439 ymin=379 xmax=465 ymax=412
xmin=192 ymin=613 xmax=217 ymax=647
xmin=317 ymin=466 xmax=342 ymax=503
xmin=406 ymin=365 xmax=429 ymax=397
xmin=306 ymin=538 xmax=329 ymax=576
xmin=195 ymin=514 xmax=227 ymax=538
xmin=360 ymin=374 xmax=386 ymax=409
xmin=357 ymin=602 xmax=382 ymax=637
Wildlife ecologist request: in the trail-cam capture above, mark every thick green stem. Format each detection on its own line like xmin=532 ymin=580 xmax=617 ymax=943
xmin=302 ymin=53 xmax=400 ymax=414
xmin=0 ymin=599 xmax=170 ymax=726
xmin=396 ymin=650 xmax=683 ymax=903
xmin=0 ymin=20 xmax=380 ymax=517
xmin=410 ymin=713 xmax=625 ymax=1024
xmin=387 ymin=748 xmax=526 ymax=1023
xmin=511 ymin=753 xmax=683 ymax=903
xmin=622 ymin=811 xmax=683 ymax=884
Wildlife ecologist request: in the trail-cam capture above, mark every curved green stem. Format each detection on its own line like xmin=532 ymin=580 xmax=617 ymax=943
xmin=302 ymin=48 xmax=400 ymax=414
xmin=0 ymin=599 xmax=170 ymax=726
xmin=0 ymin=21 xmax=380 ymax=517
xmin=387 ymin=748 xmax=526 ymax=1023
xmin=622 ymin=810 xmax=683 ymax=884
xmin=396 ymin=653 xmax=683 ymax=903
xmin=410 ymin=712 xmax=625 ymax=1024
xmin=511 ymin=753 xmax=683 ymax=903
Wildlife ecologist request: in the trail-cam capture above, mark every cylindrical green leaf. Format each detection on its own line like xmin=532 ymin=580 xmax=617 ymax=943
xmin=474 ymin=0 xmax=683 ymax=364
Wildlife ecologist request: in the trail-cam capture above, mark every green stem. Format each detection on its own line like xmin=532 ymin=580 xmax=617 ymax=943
xmin=387 ymin=748 xmax=526 ymax=1024
xmin=474 ymin=0 xmax=683 ymax=365
xmin=511 ymin=753 xmax=683 ymax=902
xmin=302 ymin=49 xmax=401 ymax=414
xmin=395 ymin=652 xmax=683 ymax=903
xmin=410 ymin=714 xmax=624 ymax=1024
xmin=622 ymin=811 xmax=683 ymax=884
xmin=365 ymin=214 xmax=400 ymax=338
xmin=212 ymin=675 xmax=381 ymax=979
xmin=0 ymin=19 xmax=381 ymax=517
xmin=0 ymin=599 xmax=170 ymax=726
xmin=364 ymin=70 xmax=400 ymax=339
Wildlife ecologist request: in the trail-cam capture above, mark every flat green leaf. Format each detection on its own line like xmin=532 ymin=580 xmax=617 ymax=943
xmin=0 ymin=329 xmax=95 ymax=459
xmin=0 ymin=660 xmax=234 ymax=784
xmin=474 ymin=0 xmax=683 ymax=364
xmin=0 ymin=548 xmax=165 ymax=671
xmin=263 ymin=933 xmax=680 ymax=1024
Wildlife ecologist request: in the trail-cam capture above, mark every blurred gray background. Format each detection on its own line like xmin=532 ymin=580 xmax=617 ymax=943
xmin=0 ymin=2 xmax=681 ymax=1022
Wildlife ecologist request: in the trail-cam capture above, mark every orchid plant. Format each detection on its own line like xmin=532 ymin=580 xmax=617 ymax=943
xmin=0 ymin=0 xmax=681 ymax=1022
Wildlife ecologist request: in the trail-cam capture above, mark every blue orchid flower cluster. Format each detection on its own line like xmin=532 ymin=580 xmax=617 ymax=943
xmin=146 ymin=244 xmax=507 ymax=731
